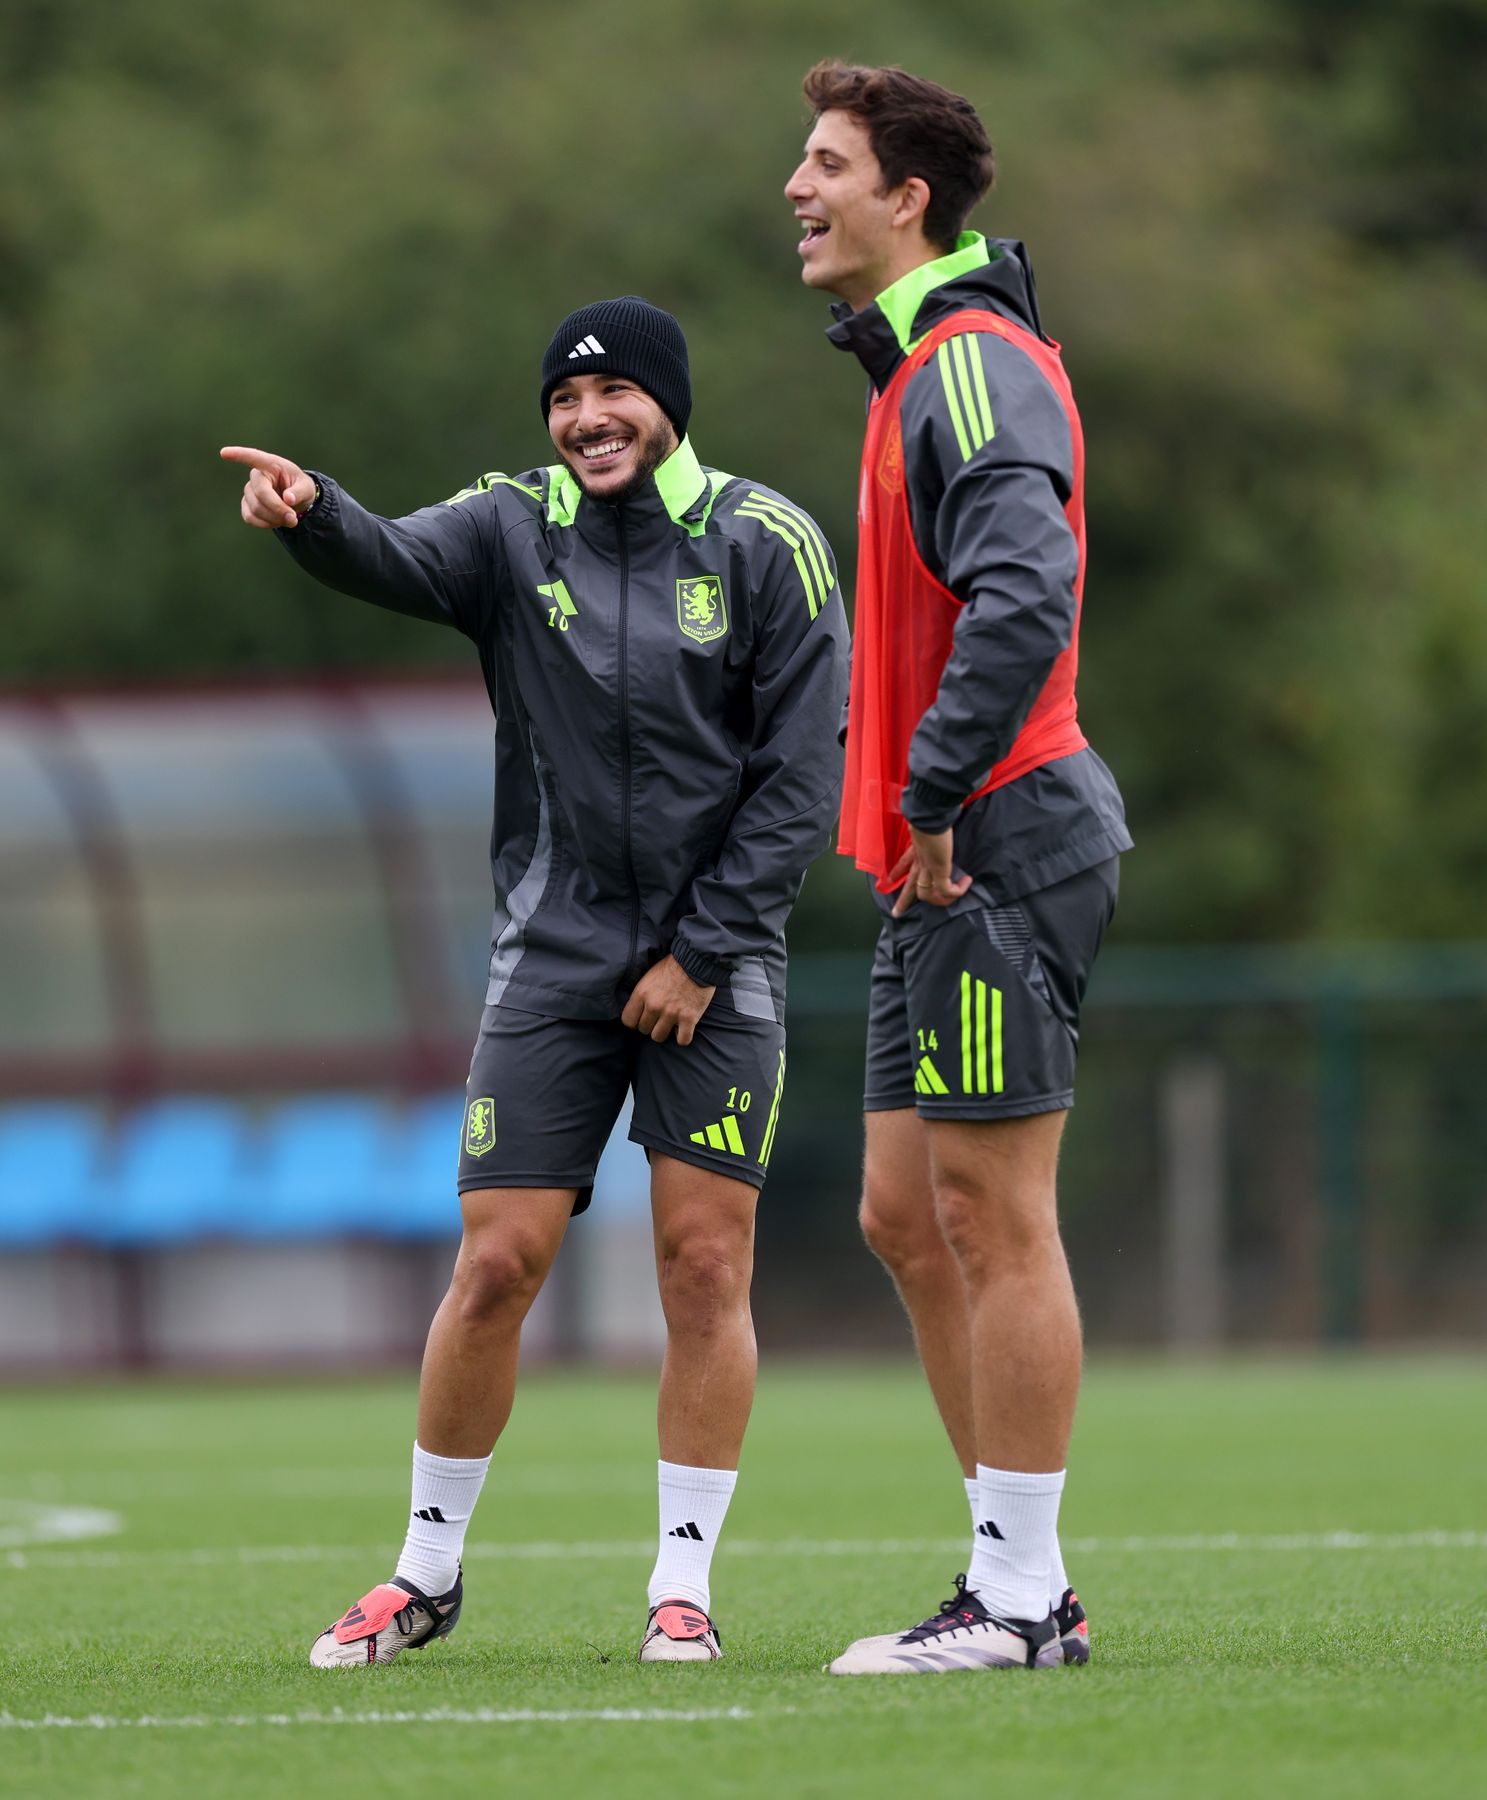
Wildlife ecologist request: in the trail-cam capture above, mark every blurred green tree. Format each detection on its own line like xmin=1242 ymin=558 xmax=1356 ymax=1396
xmin=2 ymin=0 xmax=1483 ymax=944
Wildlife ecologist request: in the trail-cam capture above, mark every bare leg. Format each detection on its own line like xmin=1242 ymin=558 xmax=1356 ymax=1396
xmin=415 ymin=1187 xmax=576 ymax=1457
xmin=860 ymin=1109 xmax=977 ymax=1473
xmin=927 ymin=1112 xmax=1080 ymax=1472
xmin=650 ymin=1154 xmax=759 ymax=1468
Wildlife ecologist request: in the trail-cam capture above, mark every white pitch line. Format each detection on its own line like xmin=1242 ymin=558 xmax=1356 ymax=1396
xmin=5 ymin=1529 xmax=1484 ymax=1574
xmin=0 ymin=1706 xmax=770 ymax=1732
xmin=0 ymin=1502 xmax=123 ymax=1550
xmin=12 ymin=1467 xmax=648 ymax=1502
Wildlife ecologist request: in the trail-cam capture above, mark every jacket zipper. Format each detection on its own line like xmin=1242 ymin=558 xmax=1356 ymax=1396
xmin=616 ymin=506 xmax=642 ymax=986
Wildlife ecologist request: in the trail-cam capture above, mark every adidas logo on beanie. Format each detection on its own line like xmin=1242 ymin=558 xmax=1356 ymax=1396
xmin=540 ymin=296 xmax=692 ymax=436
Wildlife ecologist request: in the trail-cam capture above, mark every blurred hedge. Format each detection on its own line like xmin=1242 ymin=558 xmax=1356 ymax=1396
xmin=3 ymin=0 xmax=1485 ymax=943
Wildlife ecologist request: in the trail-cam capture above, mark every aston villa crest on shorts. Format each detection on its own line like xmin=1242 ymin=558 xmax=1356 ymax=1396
xmin=465 ymin=1096 xmax=496 ymax=1157
xmin=676 ymin=575 xmax=728 ymax=644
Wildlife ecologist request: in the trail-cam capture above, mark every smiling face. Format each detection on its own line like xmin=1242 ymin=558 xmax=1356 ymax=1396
xmin=547 ymin=373 xmax=678 ymax=501
xmin=785 ymin=109 xmax=931 ymax=311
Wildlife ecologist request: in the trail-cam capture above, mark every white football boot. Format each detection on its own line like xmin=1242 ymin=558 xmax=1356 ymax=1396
xmin=310 ymin=1571 xmax=463 ymax=1668
xmin=836 ymin=1578 xmax=1091 ymax=1667
xmin=638 ymin=1599 xmax=723 ymax=1662
xmin=827 ymin=1573 xmax=1061 ymax=1675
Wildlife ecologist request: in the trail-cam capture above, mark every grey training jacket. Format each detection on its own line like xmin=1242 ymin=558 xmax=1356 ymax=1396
xmin=827 ymin=234 xmax=1131 ymax=907
xmin=276 ymin=438 xmax=849 ymax=1021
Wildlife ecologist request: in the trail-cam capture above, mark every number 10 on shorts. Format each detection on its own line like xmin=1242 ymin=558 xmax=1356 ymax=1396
xmin=960 ymin=971 xmax=1004 ymax=1095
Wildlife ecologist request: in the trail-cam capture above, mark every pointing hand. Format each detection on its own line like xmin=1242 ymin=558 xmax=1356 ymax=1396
xmin=220 ymin=445 xmax=317 ymax=530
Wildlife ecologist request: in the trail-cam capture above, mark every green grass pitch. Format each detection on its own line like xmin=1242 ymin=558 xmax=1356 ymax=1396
xmin=1 ymin=1358 xmax=1483 ymax=1799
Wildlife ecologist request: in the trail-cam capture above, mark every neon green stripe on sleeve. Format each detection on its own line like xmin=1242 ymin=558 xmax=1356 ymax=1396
xmin=446 ymin=471 xmax=542 ymax=506
xmin=745 ymin=493 xmax=834 ymax=601
xmin=965 ymin=336 xmax=996 ymax=444
xmin=743 ymin=494 xmax=831 ymax=612
xmin=949 ymin=335 xmax=986 ymax=453
xmin=937 ymin=344 xmax=973 ymax=462
xmin=735 ymin=504 xmax=822 ymax=619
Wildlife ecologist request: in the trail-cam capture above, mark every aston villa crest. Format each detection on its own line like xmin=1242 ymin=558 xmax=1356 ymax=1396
xmin=465 ymin=1097 xmax=496 ymax=1158
xmin=676 ymin=575 xmax=728 ymax=644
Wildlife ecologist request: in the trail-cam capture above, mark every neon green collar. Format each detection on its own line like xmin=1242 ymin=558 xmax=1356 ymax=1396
xmin=875 ymin=232 xmax=993 ymax=355
xmin=652 ymin=435 xmax=707 ymax=524
xmin=545 ymin=434 xmax=707 ymax=529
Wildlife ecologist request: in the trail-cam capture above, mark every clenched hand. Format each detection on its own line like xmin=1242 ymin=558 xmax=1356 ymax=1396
xmin=622 ymin=955 xmax=716 ymax=1046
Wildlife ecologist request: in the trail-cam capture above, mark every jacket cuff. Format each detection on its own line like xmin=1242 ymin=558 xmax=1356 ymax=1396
xmin=276 ymin=471 xmax=334 ymax=535
xmin=670 ymin=936 xmax=734 ymax=990
xmin=902 ymin=775 xmax=966 ymax=833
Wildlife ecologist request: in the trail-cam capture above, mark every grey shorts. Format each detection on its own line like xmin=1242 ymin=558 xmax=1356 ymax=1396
xmin=457 ymin=1001 xmax=787 ymax=1212
xmin=863 ymin=859 xmax=1119 ymax=1120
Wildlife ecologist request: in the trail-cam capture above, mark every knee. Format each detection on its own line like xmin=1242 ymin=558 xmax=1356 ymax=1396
xmin=450 ymin=1233 xmax=549 ymax=1326
xmin=859 ymin=1188 xmax=948 ymax=1285
xmin=933 ymin=1179 xmax=1059 ymax=1282
xmin=658 ymin=1235 xmax=751 ymax=1326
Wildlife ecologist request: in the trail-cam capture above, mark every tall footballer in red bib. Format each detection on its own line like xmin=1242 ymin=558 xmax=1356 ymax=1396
xmin=787 ymin=61 xmax=1131 ymax=1673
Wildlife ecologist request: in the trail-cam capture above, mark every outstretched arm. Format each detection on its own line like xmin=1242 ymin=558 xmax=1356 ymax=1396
xmin=219 ymin=444 xmax=494 ymax=632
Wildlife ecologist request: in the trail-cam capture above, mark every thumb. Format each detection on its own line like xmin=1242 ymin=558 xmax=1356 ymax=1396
xmin=285 ymin=471 xmax=317 ymax=512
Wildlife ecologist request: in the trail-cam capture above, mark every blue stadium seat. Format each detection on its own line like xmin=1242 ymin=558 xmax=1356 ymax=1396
xmin=253 ymin=1095 xmax=394 ymax=1239
xmin=377 ymin=1094 xmax=463 ymax=1239
xmin=0 ymin=1103 xmax=105 ymax=1247
xmin=108 ymin=1099 xmax=252 ymax=1246
xmin=591 ymin=1101 xmax=652 ymax=1221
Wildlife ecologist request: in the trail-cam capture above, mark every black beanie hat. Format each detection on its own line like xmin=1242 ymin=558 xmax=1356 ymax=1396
xmin=540 ymin=296 xmax=692 ymax=438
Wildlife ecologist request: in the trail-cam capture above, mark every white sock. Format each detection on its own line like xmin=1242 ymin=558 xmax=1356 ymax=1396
xmin=969 ymin=1467 xmax=1070 ymax=1611
xmin=966 ymin=1463 xmax=1066 ymax=1621
xmin=1049 ymin=1533 xmax=1070 ymax=1608
xmin=646 ymin=1460 xmax=738 ymax=1613
xmin=393 ymin=1442 xmax=491 ymax=1599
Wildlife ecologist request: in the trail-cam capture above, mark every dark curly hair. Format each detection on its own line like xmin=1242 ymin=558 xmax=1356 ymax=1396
xmin=802 ymin=61 xmax=995 ymax=254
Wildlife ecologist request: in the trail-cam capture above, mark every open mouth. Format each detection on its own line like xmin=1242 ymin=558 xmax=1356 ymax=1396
xmin=798 ymin=216 xmax=830 ymax=252
xmin=576 ymin=436 xmax=632 ymax=469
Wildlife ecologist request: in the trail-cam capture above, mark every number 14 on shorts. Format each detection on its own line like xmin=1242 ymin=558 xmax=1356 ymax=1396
xmin=914 ymin=974 xmax=1005 ymax=1097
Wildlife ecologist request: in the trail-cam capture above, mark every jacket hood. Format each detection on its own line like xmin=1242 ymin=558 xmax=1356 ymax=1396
xmin=825 ymin=233 xmax=1048 ymax=393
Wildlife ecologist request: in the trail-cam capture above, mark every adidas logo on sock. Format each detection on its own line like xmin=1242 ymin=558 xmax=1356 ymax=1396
xmin=667 ymin=1521 xmax=704 ymax=1541
xmin=414 ymin=1506 xmax=447 ymax=1524
xmin=976 ymin=1519 xmax=1005 ymax=1539
xmin=567 ymin=334 xmax=606 ymax=359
